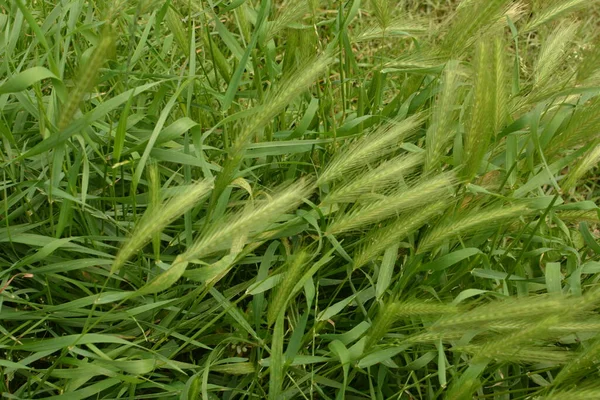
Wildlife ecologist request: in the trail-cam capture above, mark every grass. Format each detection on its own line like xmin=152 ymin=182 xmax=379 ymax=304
xmin=1 ymin=0 xmax=600 ymax=398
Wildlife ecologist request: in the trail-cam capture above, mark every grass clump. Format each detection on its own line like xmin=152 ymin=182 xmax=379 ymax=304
xmin=1 ymin=0 xmax=600 ymax=398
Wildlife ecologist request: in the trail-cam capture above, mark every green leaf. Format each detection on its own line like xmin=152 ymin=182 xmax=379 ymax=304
xmin=376 ymin=244 xmax=398 ymax=300
xmin=17 ymin=81 xmax=163 ymax=160
xmin=580 ymin=222 xmax=600 ymax=255
xmin=545 ymin=262 xmax=562 ymax=293
xmin=358 ymin=345 xmax=410 ymax=368
xmin=0 ymin=67 xmax=59 ymax=94
xmin=6 ymin=334 xmax=132 ymax=353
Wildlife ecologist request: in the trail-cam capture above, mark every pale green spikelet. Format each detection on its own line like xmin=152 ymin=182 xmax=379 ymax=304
xmin=425 ymin=61 xmax=464 ymax=172
xmin=403 ymin=331 xmax=464 ymax=345
xmin=355 ymin=18 xmax=426 ymax=43
xmin=558 ymin=210 xmax=600 ymax=224
xmin=576 ymin=40 xmax=600 ymax=84
xmin=488 ymin=319 xmax=600 ymax=334
xmin=486 ymin=2 xmax=527 ymax=33
xmin=462 ymin=38 xmax=497 ymax=181
xmin=165 ymin=7 xmax=189 ymax=57
xmin=147 ymin=161 xmax=161 ymax=260
xmin=383 ymin=52 xmax=446 ymax=74
xmin=366 ymin=301 xmax=401 ymax=349
xmin=184 ymin=180 xmax=314 ymax=260
xmin=553 ymin=339 xmax=600 ymax=386
xmin=492 ymin=37 xmax=509 ymax=133
xmin=457 ymin=343 xmax=570 ymax=365
xmin=473 ymin=315 xmax=562 ymax=363
xmin=539 ymin=387 xmax=600 ymax=400
xmin=353 ymin=201 xmax=448 ymax=269
xmin=327 ymin=172 xmax=456 ymax=234
xmin=394 ymin=300 xmax=459 ymax=318
xmin=525 ymin=0 xmax=597 ymax=31
xmin=323 ymin=153 xmax=424 ymax=204
xmin=442 ymin=0 xmax=511 ymax=56
xmin=318 ymin=114 xmax=425 ymax=185
xmin=265 ymin=0 xmax=309 ymax=43
xmin=550 ymin=320 xmax=600 ymax=333
xmin=112 ymin=179 xmax=214 ymax=273
xmin=58 ymin=26 xmax=114 ymax=131
xmin=370 ymin=0 xmax=391 ymax=31
xmin=267 ymin=251 xmax=309 ymax=326
xmin=212 ymin=52 xmax=334 ymax=202
xmin=547 ymin=96 xmax=600 ymax=157
xmin=532 ymin=22 xmax=579 ymax=94
xmin=418 ymin=204 xmax=530 ymax=253
xmin=432 ymin=295 xmax=571 ymax=331
xmin=237 ymin=51 xmax=334 ymax=150
xmin=562 ymin=141 xmax=600 ymax=192
xmin=367 ymin=300 xmax=458 ymax=349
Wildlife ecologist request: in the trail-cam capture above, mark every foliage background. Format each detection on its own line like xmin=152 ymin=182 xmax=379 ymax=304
xmin=1 ymin=0 xmax=600 ymax=398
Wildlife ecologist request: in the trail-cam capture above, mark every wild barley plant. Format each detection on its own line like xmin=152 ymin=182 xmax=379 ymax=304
xmin=183 ymin=180 xmax=313 ymax=261
xmin=3 ymin=0 xmax=600 ymax=398
xmin=327 ymin=172 xmax=456 ymax=234
xmin=322 ymin=152 xmax=423 ymax=204
xmin=112 ymin=178 xmax=213 ymax=272
xmin=58 ymin=26 xmax=115 ymax=131
xmin=317 ymin=113 xmax=424 ymax=184
xmin=210 ymin=52 xmax=334 ymax=204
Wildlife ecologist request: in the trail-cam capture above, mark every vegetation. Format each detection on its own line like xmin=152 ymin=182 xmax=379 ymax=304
xmin=1 ymin=0 xmax=600 ymax=398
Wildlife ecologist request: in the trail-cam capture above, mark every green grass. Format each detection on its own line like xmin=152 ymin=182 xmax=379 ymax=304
xmin=1 ymin=0 xmax=600 ymax=398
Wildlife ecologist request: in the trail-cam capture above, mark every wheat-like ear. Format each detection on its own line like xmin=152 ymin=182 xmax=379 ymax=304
xmin=558 ymin=210 xmax=600 ymax=224
xmin=576 ymin=40 xmax=600 ymax=84
xmin=460 ymin=343 xmax=570 ymax=365
xmin=469 ymin=316 xmax=561 ymax=363
xmin=265 ymin=0 xmax=309 ymax=43
xmin=539 ymin=387 xmax=600 ymax=400
xmin=394 ymin=300 xmax=459 ymax=317
xmin=547 ymin=96 xmax=600 ymax=157
xmin=431 ymin=295 xmax=571 ymax=331
xmin=492 ymin=37 xmax=509 ymax=133
xmin=525 ymin=0 xmax=593 ymax=31
xmin=236 ymin=51 xmax=334 ymax=153
xmin=365 ymin=301 xmax=399 ymax=349
xmin=487 ymin=318 xmax=600 ymax=334
xmin=462 ymin=38 xmax=496 ymax=181
xmin=212 ymin=52 xmax=334 ymax=202
xmin=487 ymin=2 xmax=527 ymax=33
xmin=383 ymin=52 xmax=446 ymax=74
xmin=355 ymin=17 xmax=427 ymax=42
xmin=441 ymin=0 xmax=511 ymax=56
xmin=353 ymin=201 xmax=448 ymax=269
xmin=323 ymin=153 xmax=423 ymax=205
xmin=418 ymin=204 xmax=530 ymax=253
xmin=183 ymin=180 xmax=314 ymax=261
xmin=147 ymin=161 xmax=161 ymax=260
xmin=532 ymin=21 xmax=579 ymax=93
xmin=111 ymin=179 xmax=214 ymax=273
xmin=562 ymin=141 xmax=600 ymax=192
xmin=425 ymin=61 xmax=464 ymax=172
xmin=553 ymin=339 xmax=600 ymax=387
xmin=327 ymin=172 xmax=456 ymax=235
xmin=370 ymin=0 xmax=391 ymax=31
xmin=318 ymin=114 xmax=425 ymax=185
xmin=165 ymin=7 xmax=189 ymax=56
xmin=366 ymin=300 xmax=458 ymax=349
xmin=58 ymin=26 xmax=114 ymax=130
